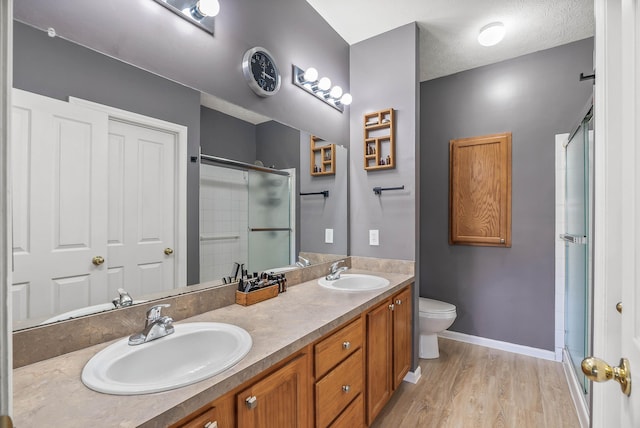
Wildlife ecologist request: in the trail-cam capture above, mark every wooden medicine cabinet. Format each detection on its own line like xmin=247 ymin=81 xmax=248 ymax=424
xmin=449 ymin=132 xmax=512 ymax=247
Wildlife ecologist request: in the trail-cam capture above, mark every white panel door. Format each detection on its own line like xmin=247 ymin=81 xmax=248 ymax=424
xmin=106 ymin=120 xmax=177 ymax=298
xmin=11 ymin=89 xmax=108 ymax=320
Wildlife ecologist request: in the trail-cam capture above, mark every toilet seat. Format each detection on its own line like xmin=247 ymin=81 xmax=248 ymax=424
xmin=419 ymin=298 xmax=456 ymax=318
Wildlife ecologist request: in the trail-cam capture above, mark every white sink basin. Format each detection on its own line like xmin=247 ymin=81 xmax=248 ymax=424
xmin=82 ymin=322 xmax=252 ymax=395
xmin=318 ymin=274 xmax=390 ymax=291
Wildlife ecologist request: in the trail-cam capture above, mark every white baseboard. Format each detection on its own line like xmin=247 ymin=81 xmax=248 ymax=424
xmin=438 ymin=330 xmax=557 ymax=361
xmin=562 ymin=349 xmax=590 ymax=428
xmin=403 ymin=365 xmax=421 ymax=384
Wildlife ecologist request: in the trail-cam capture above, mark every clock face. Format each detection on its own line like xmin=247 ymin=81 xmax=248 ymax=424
xmin=242 ymin=47 xmax=281 ymax=97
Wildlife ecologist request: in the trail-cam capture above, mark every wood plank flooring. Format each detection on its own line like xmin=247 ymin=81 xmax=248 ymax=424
xmin=371 ymin=338 xmax=580 ymax=428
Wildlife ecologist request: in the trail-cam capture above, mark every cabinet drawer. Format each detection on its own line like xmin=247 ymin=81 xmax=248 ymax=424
xmin=328 ymin=393 xmax=364 ymax=428
xmin=177 ymin=406 xmax=219 ymax=428
xmin=315 ymin=317 xmax=363 ymax=378
xmin=316 ymin=348 xmax=364 ymax=428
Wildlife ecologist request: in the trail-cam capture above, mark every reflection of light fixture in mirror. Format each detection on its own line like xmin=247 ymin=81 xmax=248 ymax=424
xmin=478 ymin=22 xmax=505 ymax=46
xmin=292 ymin=64 xmax=352 ymax=113
xmin=152 ymin=0 xmax=217 ymax=35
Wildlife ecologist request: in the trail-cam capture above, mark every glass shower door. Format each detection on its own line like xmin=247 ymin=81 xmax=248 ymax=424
xmin=247 ymin=170 xmax=291 ymax=272
xmin=563 ymin=112 xmax=593 ymax=396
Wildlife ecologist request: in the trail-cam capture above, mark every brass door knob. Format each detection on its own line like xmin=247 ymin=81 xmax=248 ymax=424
xmin=164 ymin=248 xmax=174 ymax=255
xmin=616 ymin=302 xmax=623 ymax=314
xmin=581 ymin=356 xmax=631 ymax=396
xmin=92 ymin=256 xmax=105 ymax=266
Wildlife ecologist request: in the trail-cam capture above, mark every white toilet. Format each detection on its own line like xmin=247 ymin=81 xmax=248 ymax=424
xmin=418 ymin=297 xmax=457 ymax=359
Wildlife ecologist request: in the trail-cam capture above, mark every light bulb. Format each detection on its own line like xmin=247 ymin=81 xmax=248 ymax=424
xmin=303 ymin=67 xmax=318 ymax=82
xmin=197 ymin=0 xmax=220 ymax=17
xmin=339 ymin=93 xmax=352 ymax=106
xmin=318 ymin=77 xmax=332 ymax=91
xmin=329 ymin=86 xmax=343 ymax=99
xmin=478 ymin=22 xmax=505 ymax=47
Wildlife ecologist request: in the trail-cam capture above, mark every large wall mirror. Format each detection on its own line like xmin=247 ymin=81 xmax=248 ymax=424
xmin=11 ymin=19 xmax=348 ymax=330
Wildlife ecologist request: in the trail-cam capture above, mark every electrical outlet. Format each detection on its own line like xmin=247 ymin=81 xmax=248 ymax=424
xmin=369 ymin=229 xmax=379 ymax=246
xmin=325 ymin=228 xmax=334 ymax=244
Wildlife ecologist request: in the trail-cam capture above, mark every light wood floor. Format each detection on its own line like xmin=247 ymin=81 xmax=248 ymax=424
xmin=371 ymin=338 xmax=580 ymax=428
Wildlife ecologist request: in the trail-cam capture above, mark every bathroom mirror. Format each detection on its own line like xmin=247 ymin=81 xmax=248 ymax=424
xmin=10 ymin=18 xmax=348 ymax=330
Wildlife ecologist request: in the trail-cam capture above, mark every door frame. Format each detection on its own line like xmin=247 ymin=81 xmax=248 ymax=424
xmin=0 ymin=0 xmax=12 ymax=420
xmin=592 ymin=0 xmax=637 ymax=426
xmin=69 ymin=97 xmax=188 ymax=288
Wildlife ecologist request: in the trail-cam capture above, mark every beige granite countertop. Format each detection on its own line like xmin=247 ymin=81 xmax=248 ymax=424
xmin=12 ymin=269 xmax=414 ymax=427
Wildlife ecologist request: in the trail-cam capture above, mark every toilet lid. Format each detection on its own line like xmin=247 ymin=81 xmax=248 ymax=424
xmin=419 ymin=297 xmax=456 ymax=314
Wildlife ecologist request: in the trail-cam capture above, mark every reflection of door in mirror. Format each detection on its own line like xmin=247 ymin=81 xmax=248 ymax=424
xmin=11 ymin=90 xmax=184 ymax=326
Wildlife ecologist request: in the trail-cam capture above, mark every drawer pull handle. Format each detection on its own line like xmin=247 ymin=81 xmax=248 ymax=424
xmin=342 ymin=341 xmax=351 ymax=350
xmin=395 ymin=299 xmax=402 ymax=305
xmin=342 ymin=385 xmax=351 ymax=393
xmin=245 ymin=395 xmax=258 ymax=410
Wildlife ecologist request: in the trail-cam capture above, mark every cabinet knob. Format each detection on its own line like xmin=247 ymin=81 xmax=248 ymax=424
xmin=204 ymin=422 xmax=218 ymax=428
xmin=342 ymin=341 xmax=351 ymax=350
xmin=395 ymin=299 xmax=402 ymax=305
xmin=245 ymin=396 xmax=258 ymax=410
xmin=342 ymin=385 xmax=351 ymax=393
xmin=389 ymin=304 xmax=395 ymax=311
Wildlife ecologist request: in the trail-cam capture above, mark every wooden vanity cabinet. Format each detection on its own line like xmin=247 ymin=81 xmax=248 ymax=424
xmin=169 ymin=284 xmax=413 ymax=428
xmin=170 ymin=393 xmax=235 ymax=428
xmin=366 ymin=285 xmax=412 ymax=425
xmin=314 ymin=317 xmax=365 ymax=428
xmin=236 ymin=351 xmax=311 ymax=428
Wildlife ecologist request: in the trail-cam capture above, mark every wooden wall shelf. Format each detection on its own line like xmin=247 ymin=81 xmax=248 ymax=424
xmin=310 ymin=135 xmax=335 ymax=176
xmin=364 ymin=108 xmax=395 ymax=171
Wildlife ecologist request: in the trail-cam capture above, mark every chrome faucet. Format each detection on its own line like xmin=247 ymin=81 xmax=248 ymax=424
xmin=296 ymin=255 xmax=311 ymax=267
xmin=326 ymin=260 xmax=349 ymax=281
xmin=112 ymin=288 xmax=133 ymax=308
xmin=128 ymin=304 xmax=175 ymax=346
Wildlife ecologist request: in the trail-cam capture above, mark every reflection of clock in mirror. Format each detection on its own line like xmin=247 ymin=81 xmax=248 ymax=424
xmin=242 ymin=47 xmax=282 ymax=97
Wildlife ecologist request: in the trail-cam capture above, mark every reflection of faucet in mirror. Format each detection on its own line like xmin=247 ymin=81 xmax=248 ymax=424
xmin=112 ymin=288 xmax=133 ymax=308
xmin=326 ymin=260 xmax=349 ymax=280
xmin=128 ymin=304 xmax=175 ymax=346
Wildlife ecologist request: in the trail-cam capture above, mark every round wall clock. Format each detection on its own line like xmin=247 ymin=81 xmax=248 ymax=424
xmin=242 ymin=47 xmax=281 ymax=97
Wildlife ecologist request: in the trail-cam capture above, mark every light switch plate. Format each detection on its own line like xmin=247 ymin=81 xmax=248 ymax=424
xmin=369 ymin=229 xmax=379 ymax=246
xmin=325 ymin=228 xmax=334 ymax=244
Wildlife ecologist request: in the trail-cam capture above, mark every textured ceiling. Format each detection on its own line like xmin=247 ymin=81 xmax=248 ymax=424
xmin=305 ymin=0 xmax=594 ymax=81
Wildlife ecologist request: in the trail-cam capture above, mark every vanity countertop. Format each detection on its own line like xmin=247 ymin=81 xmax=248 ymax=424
xmin=12 ymin=269 xmax=414 ymax=427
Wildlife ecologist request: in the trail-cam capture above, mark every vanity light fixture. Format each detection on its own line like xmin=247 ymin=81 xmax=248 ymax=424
xmin=152 ymin=0 xmax=219 ymax=35
xmin=292 ymin=64 xmax=352 ymax=113
xmin=478 ymin=22 xmax=505 ymax=47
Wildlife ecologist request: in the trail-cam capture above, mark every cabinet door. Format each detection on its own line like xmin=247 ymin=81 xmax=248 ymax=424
xmin=392 ymin=287 xmax=412 ymax=389
xmin=449 ymin=132 xmax=512 ymax=247
xmin=237 ymin=353 xmax=310 ymax=428
xmin=366 ymin=299 xmax=393 ymax=425
xmin=170 ymin=393 xmax=235 ymax=428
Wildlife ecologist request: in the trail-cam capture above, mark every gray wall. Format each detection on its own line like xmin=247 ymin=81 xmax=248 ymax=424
xmin=13 ymin=21 xmax=203 ymax=285
xmin=14 ymin=0 xmax=350 ymax=144
xmin=349 ymin=23 xmax=419 ymax=261
xmin=200 ymin=107 xmax=256 ymax=163
xmin=299 ymin=133 xmax=348 ymax=255
xmin=420 ymin=38 xmax=594 ymax=351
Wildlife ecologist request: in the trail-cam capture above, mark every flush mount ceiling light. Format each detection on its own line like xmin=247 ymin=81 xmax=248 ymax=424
xmin=152 ymin=0 xmax=219 ymax=35
xmin=478 ymin=22 xmax=505 ymax=47
xmin=292 ymin=65 xmax=352 ymax=113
